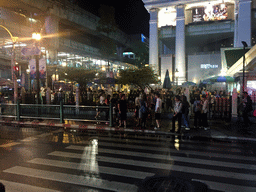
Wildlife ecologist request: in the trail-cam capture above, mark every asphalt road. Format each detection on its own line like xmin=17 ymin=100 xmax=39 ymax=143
xmin=0 ymin=125 xmax=255 ymax=192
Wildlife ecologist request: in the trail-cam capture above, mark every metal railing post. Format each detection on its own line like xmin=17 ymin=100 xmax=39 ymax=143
xmin=109 ymin=103 xmax=113 ymax=127
xmin=60 ymin=100 xmax=63 ymax=123
xmin=16 ymin=100 xmax=20 ymax=121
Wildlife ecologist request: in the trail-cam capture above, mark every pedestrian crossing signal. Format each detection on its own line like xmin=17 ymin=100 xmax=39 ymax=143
xmin=13 ymin=66 xmax=19 ymax=77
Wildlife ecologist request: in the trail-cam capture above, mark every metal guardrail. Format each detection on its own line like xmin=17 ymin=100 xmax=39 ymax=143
xmin=0 ymin=102 xmax=113 ymax=126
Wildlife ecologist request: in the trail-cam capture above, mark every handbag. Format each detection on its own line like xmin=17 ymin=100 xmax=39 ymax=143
xmin=253 ymin=109 xmax=256 ymax=117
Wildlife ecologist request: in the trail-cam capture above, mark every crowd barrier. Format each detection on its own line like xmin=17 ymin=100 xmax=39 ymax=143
xmin=0 ymin=101 xmax=113 ymax=126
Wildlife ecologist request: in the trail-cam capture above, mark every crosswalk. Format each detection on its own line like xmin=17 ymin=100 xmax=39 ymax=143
xmin=1 ymin=135 xmax=256 ymax=192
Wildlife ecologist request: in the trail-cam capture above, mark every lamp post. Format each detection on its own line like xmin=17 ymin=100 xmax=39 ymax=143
xmin=175 ymin=68 xmax=179 ymax=86
xmin=32 ymin=33 xmax=41 ymax=104
xmin=241 ymin=41 xmax=248 ymax=92
xmin=0 ymin=25 xmax=18 ymax=103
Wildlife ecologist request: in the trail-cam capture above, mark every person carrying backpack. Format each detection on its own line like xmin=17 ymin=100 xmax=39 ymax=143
xmin=193 ymin=95 xmax=202 ymax=128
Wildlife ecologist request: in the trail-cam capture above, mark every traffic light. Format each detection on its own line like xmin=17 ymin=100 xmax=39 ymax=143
xmin=13 ymin=66 xmax=19 ymax=77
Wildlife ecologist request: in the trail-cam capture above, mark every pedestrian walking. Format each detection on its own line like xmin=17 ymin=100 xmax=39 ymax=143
xmin=111 ymin=94 xmax=119 ymax=125
xmin=181 ymin=95 xmax=190 ymax=130
xmin=171 ymin=95 xmax=182 ymax=133
xmin=118 ymin=94 xmax=127 ymax=128
xmin=134 ymin=93 xmax=140 ymax=126
xmin=193 ymin=95 xmax=202 ymax=128
xmin=95 ymin=92 xmax=105 ymax=119
xmin=139 ymin=94 xmax=148 ymax=129
xmin=154 ymin=93 xmax=162 ymax=130
xmin=201 ymin=94 xmax=209 ymax=130
xmin=242 ymin=91 xmax=253 ymax=127
xmin=104 ymin=95 xmax=111 ymax=124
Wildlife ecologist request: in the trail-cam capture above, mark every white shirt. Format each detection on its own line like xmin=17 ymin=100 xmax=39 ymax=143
xmin=100 ymin=95 xmax=105 ymax=105
xmin=155 ymin=97 xmax=162 ymax=113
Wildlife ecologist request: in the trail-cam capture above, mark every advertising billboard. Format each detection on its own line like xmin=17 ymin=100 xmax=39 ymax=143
xmin=192 ymin=3 xmax=228 ymax=22
xmin=158 ymin=7 xmax=176 ymax=28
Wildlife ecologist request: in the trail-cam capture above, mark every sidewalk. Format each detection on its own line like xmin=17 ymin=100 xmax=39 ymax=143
xmin=0 ymin=114 xmax=255 ymax=142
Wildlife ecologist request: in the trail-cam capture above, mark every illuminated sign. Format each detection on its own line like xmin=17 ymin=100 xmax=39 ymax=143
xmin=201 ymin=64 xmax=218 ymax=69
xmin=158 ymin=7 xmax=176 ymax=28
xmin=192 ymin=3 xmax=228 ymax=22
xmin=141 ymin=34 xmax=146 ymax=42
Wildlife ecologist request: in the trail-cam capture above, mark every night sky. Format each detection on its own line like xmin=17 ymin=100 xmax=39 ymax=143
xmin=76 ymin=0 xmax=149 ymax=37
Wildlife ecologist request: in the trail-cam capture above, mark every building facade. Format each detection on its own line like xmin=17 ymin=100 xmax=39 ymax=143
xmin=0 ymin=0 xmax=135 ymax=91
xmin=143 ymin=0 xmax=256 ymax=85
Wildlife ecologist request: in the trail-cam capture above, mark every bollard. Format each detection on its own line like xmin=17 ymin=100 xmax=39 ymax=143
xmin=60 ymin=100 xmax=63 ymax=123
xmin=109 ymin=103 xmax=113 ymax=127
xmin=16 ymin=100 xmax=20 ymax=121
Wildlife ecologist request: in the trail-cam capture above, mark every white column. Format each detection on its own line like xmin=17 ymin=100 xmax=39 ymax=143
xmin=232 ymin=88 xmax=238 ymax=118
xmin=149 ymin=8 xmax=159 ymax=75
xmin=234 ymin=0 xmax=251 ymax=47
xmin=233 ymin=0 xmax=239 ymax=47
xmin=175 ymin=5 xmax=186 ymax=84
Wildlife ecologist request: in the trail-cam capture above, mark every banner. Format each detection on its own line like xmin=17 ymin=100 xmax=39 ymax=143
xmin=29 ymin=58 xmax=46 ymax=79
xmin=39 ymin=58 xmax=46 ymax=79
xmin=192 ymin=3 xmax=228 ymax=23
xmin=29 ymin=59 xmax=36 ymax=79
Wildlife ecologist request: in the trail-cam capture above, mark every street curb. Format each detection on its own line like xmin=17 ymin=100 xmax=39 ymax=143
xmin=0 ymin=120 xmax=174 ymax=135
xmin=0 ymin=120 xmax=256 ymax=142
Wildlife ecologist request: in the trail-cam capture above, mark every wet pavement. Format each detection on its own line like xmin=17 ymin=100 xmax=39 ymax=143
xmin=0 ymin=126 xmax=255 ymax=192
xmin=1 ymin=112 xmax=255 ymax=142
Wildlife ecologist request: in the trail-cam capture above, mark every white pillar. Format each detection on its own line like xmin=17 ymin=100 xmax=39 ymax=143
xmin=232 ymin=88 xmax=238 ymax=118
xmin=233 ymin=0 xmax=239 ymax=47
xmin=234 ymin=0 xmax=251 ymax=47
xmin=175 ymin=5 xmax=186 ymax=84
xmin=149 ymin=8 xmax=159 ymax=75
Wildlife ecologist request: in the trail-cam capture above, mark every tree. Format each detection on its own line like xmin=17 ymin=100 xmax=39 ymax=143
xmin=59 ymin=67 xmax=96 ymax=103
xmin=97 ymin=5 xmax=118 ymax=70
xmin=118 ymin=67 xmax=160 ymax=90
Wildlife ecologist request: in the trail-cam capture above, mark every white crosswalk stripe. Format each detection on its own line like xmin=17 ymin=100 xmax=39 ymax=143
xmin=47 ymin=151 xmax=256 ymax=181
xmin=0 ymin=179 xmax=60 ymax=192
xmin=1 ymin=136 xmax=256 ymax=192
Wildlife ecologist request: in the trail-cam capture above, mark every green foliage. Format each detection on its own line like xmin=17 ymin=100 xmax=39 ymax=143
xmin=118 ymin=67 xmax=159 ymax=89
xmin=59 ymin=67 xmax=96 ymax=91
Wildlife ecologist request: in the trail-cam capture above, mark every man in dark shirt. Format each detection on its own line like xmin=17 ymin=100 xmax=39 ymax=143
xmin=242 ymin=92 xmax=253 ymax=127
xmin=118 ymin=94 xmax=127 ymax=128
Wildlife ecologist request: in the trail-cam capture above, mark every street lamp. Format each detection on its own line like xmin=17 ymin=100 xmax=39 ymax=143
xmin=32 ymin=32 xmax=41 ymax=104
xmin=175 ymin=68 xmax=179 ymax=86
xmin=241 ymin=41 xmax=248 ymax=92
xmin=0 ymin=25 xmax=18 ymax=103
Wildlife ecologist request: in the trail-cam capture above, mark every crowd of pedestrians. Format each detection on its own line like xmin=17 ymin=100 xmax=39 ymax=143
xmin=1 ymin=85 xmax=253 ymax=132
xmin=92 ymin=86 xmax=248 ymax=133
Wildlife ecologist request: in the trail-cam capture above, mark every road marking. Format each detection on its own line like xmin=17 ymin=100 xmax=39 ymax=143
xmin=0 ymin=130 xmax=63 ymax=148
xmin=48 ymin=151 xmax=256 ymax=181
xmin=66 ymin=145 xmax=256 ymax=170
xmin=3 ymin=166 xmax=138 ymax=192
xmin=28 ymin=158 xmax=154 ymax=179
xmin=20 ymin=137 xmax=37 ymax=142
xmin=0 ymin=179 xmax=60 ymax=192
xmin=0 ymin=142 xmax=21 ymax=148
xmin=98 ymin=141 xmax=256 ymax=161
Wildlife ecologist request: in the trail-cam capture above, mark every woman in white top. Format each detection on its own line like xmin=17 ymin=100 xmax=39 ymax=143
xmin=171 ymin=95 xmax=182 ymax=133
xmin=201 ymin=94 xmax=209 ymax=129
